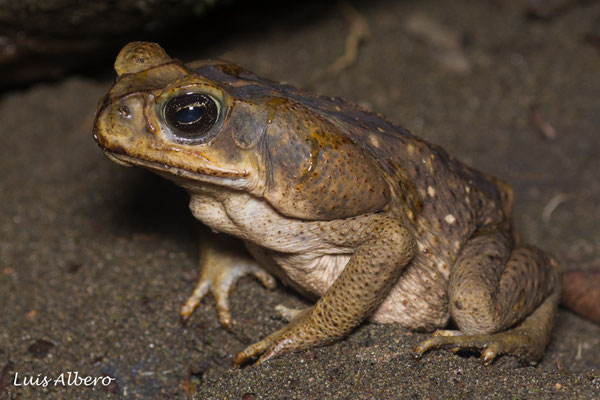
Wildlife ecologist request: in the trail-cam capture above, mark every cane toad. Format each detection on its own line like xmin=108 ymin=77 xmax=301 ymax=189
xmin=93 ymin=42 xmax=561 ymax=365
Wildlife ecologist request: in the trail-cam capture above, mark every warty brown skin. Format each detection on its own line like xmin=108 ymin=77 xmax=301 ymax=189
xmin=94 ymin=42 xmax=561 ymax=365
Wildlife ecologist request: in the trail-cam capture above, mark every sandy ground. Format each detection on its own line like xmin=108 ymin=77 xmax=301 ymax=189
xmin=1 ymin=0 xmax=599 ymax=398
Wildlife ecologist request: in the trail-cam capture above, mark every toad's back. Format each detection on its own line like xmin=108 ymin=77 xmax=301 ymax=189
xmin=193 ymin=59 xmax=512 ymax=233
xmin=224 ymin=74 xmax=516 ymax=327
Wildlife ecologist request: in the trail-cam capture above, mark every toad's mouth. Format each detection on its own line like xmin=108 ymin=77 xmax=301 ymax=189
xmin=103 ymin=150 xmax=250 ymax=186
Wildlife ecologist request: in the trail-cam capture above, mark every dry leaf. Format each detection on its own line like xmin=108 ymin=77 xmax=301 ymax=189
xmin=562 ymin=270 xmax=600 ymax=324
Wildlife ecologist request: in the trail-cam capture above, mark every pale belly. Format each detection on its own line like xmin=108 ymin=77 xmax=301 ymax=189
xmin=188 ymin=188 xmax=451 ymax=330
xmin=247 ymin=242 xmax=450 ymax=331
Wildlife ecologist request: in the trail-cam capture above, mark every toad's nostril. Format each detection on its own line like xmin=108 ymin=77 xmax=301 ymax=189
xmin=118 ymin=105 xmax=131 ymax=119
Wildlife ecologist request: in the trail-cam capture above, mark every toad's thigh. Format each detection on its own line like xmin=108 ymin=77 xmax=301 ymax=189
xmin=449 ymin=231 xmax=560 ymax=334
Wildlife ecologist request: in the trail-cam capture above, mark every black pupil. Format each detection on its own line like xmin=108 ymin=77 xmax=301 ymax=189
xmin=164 ymin=93 xmax=219 ymax=140
xmin=176 ymin=105 xmax=204 ymax=124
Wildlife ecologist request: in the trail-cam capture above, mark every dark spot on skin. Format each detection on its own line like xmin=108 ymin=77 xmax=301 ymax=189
xmin=215 ymin=63 xmax=245 ymax=78
xmin=454 ymin=300 xmax=463 ymax=310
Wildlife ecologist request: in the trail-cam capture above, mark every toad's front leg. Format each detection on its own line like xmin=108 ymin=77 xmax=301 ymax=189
xmin=234 ymin=215 xmax=415 ymax=365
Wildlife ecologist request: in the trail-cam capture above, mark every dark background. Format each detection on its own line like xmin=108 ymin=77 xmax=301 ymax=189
xmin=1 ymin=0 xmax=599 ymax=398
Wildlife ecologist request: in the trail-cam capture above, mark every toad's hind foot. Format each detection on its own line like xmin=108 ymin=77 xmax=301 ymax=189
xmin=413 ymin=292 xmax=560 ymax=365
xmin=414 ymin=329 xmax=531 ymax=365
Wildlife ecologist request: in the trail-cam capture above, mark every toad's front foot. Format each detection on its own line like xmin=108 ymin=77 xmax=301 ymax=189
xmin=234 ymin=306 xmax=335 ymax=365
xmin=180 ymin=240 xmax=275 ymax=329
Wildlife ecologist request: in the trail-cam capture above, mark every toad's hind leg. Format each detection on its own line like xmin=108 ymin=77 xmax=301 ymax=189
xmin=414 ymin=230 xmax=561 ymax=364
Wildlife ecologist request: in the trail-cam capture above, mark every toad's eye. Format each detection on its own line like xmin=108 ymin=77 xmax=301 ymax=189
xmin=163 ymin=93 xmax=220 ymax=142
